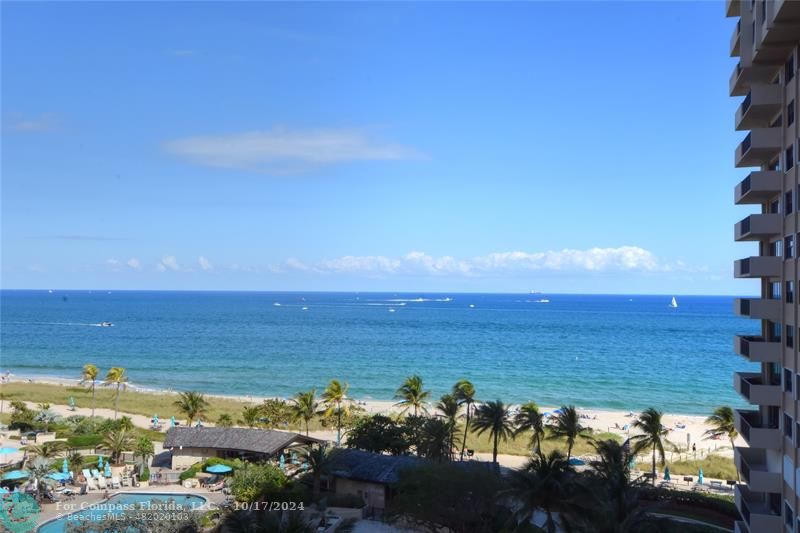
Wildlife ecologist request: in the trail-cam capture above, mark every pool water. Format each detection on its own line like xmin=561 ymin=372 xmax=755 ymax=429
xmin=37 ymin=492 xmax=208 ymax=533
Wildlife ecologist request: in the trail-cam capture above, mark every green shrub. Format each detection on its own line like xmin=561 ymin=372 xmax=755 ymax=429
xmin=179 ymin=466 xmax=199 ymax=481
xmin=67 ymin=434 xmax=103 ymax=448
xmin=640 ymin=487 xmax=737 ymax=518
xmin=139 ymin=467 xmax=150 ymax=482
xmin=229 ymin=463 xmax=286 ymax=502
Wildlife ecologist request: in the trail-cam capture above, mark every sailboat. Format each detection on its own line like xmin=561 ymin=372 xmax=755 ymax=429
xmin=669 ymin=296 xmax=678 ymax=308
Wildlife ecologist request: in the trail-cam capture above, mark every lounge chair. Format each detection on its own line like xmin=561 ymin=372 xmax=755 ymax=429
xmin=91 ymin=469 xmax=101 ymax=479
xmin=96 ymin=476 xmax=107 ymax=489
xmin=111 ymin=477 xmax=121 ymax=489
xmin=208 ymin=481 xmax=224 ymax=492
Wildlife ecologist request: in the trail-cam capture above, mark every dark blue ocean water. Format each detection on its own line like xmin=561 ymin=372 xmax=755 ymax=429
xmin=0 ymin=290 xmax=756 ymax=414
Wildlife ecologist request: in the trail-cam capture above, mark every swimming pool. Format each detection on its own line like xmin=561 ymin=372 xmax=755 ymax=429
xmin=37 ymin=492 xmax=208 ymax=533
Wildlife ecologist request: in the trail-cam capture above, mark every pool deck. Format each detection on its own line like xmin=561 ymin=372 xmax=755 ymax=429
xmin=36 ymin=485 xmax=227 ymax=527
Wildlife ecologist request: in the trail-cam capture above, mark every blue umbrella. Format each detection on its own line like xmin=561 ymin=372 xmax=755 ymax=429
xmin=206 ymin=464 xmax=232 ymax=474
xmin=568 ymin=458 xmax=586 ymax=466
xmin=279 ymin=453 xmax=286 ymax=471
xmin=2 ymin=470 xmax=28 ymax=481
xmin=62 ymin=458 xmax=69 ymax=474
xmin=153 ymin=414 xmax=159 ymax=427
xmin=664 ymin=466 xmax=671 ymax=481
xmin=0 ymin=447 xmax=18 ymax=455
xmin=171 ymin=416 xmax=176 ymax=428
xmin=104 ymin=463 xmax=111 ymax=478
xmin=97 ymin=455 xmax=104 ymax=468
xmin=48 ymin=472 xmax=71 ymax=482
xmin=698 ymin=467 xmax=704 ymax=485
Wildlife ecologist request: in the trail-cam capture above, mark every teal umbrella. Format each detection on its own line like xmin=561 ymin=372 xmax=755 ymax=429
xmin=698 ymin=467 xmax=704 ymax=485
xmin=628 ymin=456 xmax=636 ymax=470
xmin=1 ymin=470 xmax=28 ymax=481
xmin=171 ymin=416 xmax=176 ymax=428
xmin=97 ymin=455 xmax=104 ymax=468
xmin=62 ymin=458 xmax=69 ymax=474
xmin=104 ymin=463 xmax=112 ymax=477
xmin=663 ymin=466 xmax=671 ymax=481
xmin=279 ymin=454 xmax=285 ymax=471
xmin=0 ymin=447 xmax=18 ymax=455
xmin=206 ymin=464 xmax=232 ymax=474
xmin=49 ymin=472 xmax=71 ymax=482
xmin=68 ymin=397 xmax=75 ymax=410
xmin=153 ymin=414 xmax=159 ymax=428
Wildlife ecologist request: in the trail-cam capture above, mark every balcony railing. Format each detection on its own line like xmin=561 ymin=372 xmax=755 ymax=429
xmin=740 ymin=133 xmax=752 ymax=154
xmin=741 ymin=91 xmax=752 ymax=114
xmin=740 ymin=217 xmax=751 ymax=234
xmin=739 ymin=299 xmax=751 ymax=315
xmin=739 ymin=257 xmax=751 ymax=275
xmin=741 ymin=175 xmax=751 ymax=194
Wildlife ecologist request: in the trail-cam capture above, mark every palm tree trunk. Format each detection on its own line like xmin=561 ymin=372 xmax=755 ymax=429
xmin=305 ymin=419 xmax=309 ymax=437
xmin=493 ymin=431 xmax=498 ymax=465
xmin=460 ymin=404 xmax=471 ymax=461
xmin=91 ymin=383 xmax=96 ymax=418
xmin=114 ymin=385 xmax=120 ymax=419
xmin=652 ymin=443 xmax=656 ymax=485
xmin=731 ymin=437 xmax=741 ymax=481
xmin=336 ymin=404 xmax=342 ymax=446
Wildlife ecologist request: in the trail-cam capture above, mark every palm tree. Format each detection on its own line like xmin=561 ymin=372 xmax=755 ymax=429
xmin=453 ymin=379 xmax=475 ymax=461
xmin=322 ymin=379 xmax=353 ymax=445
xmin=303 ymin=445 xmax=335 ymax=502
xmin=291 ymin=389 xmax=320 ymax=436
xmin=394 ymin=374 xmax=430 ymax=416
xmin=104 ymin=367 xmax=128 ymax=419
xmin=504 ymin=450 xmax=575 ymax=533
xmin=436 ymin=393 xmax=460 ymax=461
xmin=217 ymin=413 xmax=234 ymax=427
xmin=103 ymin=428 xmax=134 ymax=465
xmin=134 ymin=437 xmax=154 ymax=471
xmin=173 ymin=391 xmax=209 ymax=426
xmin=631 ymin=407 xmax=669 ymax=484
xmin=587 ymin=439 xmax=647 ymax=528
xmin=548 ymin=405 xmax=585 ymax=460
xmin=705 ymin=406 xmax=738 ymax=451
xmin=81 ymin=363 xmax=99 ymax=418
xmin=472 ymin=400 xmax=514 ymax=465
xmin=514 ymin=401 xmax=545 ymax=455
xmin=239 ymin=405 xmax=263 ymax=428
xmin=118 ymin=416 xmax=135 ymax=431
xmin=26 ymin=457 xmax=54 ymax=502
xmin=29 ymin=441 xmax=67 ymax=459
xmin=68 ymin=450 xmax=84 ymax=480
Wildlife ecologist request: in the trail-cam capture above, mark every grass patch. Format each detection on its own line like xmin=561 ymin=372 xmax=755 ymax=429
xmin=667 ymin=454 xmax=737 ymax=481
xmin=464 ymin=427 xmax=621 ymax=457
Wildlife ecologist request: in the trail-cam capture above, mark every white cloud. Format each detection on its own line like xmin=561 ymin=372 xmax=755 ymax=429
xmin=277 ymin=246 xmax=690 ymax=277
xmin=163 ymin=127 xmax=420 ymax=173
xmin=127 ymin=258 xmax=142 ymax=270
xmin=198 ymin=256 xmax=213 ymax=271
xmin=7 ymin=113 xmax=60 ymax=133
xmin=106 ymin=258 xmax=122 ymax=271
xmin=157 ymin=255 xmax=180 ymax=272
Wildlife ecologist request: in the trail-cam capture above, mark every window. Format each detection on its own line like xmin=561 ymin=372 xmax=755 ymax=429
xmin=770 ymin=239 xmax=783 ymax=256
xmin=771 ymin=198 xmax=781 ymax=213
xmin=787 ymin=281 xmax=795 ymax=303
xmin=787 ymin=54 xmax=795 ymax=85
xmin=753 ymin=21 xmax=756 ymax=45
xmin=786 ymin=368 xmax=794 ymax=392
xmin=796 ymin=372 xmax=800 ymax=398
xmin=785 ymin=413 xmax=794 ymax=440
xmin=771 ymin=281 xmax=783 ymax=299
xmin=770 ymin=321 xmax=782 ymax=342
xmin=790 ymin=101 xmax=796 ymax=126
xmin=785 ymin=500 xmax=794 ymax=529
xmin=785 ymin=235 xmax=795 ymax=258
xmin=760 ymin=0 xmax=766 ymax=22
xmin=796 ymin=422 xmax=800 ymax=446
xmin=770 ymin=158 xmax=781 ymax=171
xmin=787 ymin=190 xmax=794 ymax=215
xmin=786 ymin=325 xmax=794 ymax=348
xmin=786 ymin=145 xmax=795 ymax=171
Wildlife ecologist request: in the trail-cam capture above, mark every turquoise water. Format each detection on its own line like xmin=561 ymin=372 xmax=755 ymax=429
xmin=36 ymin=492 xmax=207 ymax=532
xmin=0 ymin=290 xmax=755 ymax=415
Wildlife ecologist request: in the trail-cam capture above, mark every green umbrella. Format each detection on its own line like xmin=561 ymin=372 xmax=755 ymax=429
xmin=663 ymin=466 xmax=671 ymax=481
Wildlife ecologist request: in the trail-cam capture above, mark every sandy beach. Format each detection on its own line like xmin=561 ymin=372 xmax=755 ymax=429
xmin=1 ymin=374 xmax=740 ymax=460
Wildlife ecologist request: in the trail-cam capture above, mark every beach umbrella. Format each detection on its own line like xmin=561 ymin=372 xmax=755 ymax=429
xmin=1 ymin=470 xmax=28 ymax=481
xmin=302 ymin=463 xmax=309 ymax=472
xmin=206 ymin=464 xmax=232 ymax=474
xmin=0 ymin=447 xmax=18 ymax=455
xmin=698 ymin=467 xmax=704 ymax=485
xmin=68 ymin=396 xmax=75 ymax=410
xmin=279 ymin=454 xmax=285 ymax=471
xmin=291 ymin=452 xmax=299 ymax=465
xmin=171 ymin=416 xmax=176 ymax=428
xmin=153 ymin=414 xmax=159 ymax=427
xmin=48 ymin=472 xmax=71 ymax=482
xmin=628 ymin=456 xmax=636 ymax=471
xmin=568 ymin=458 xmax=586 ymax=466
xmin=104 ymin=463 xmax=111 ymax=478
xmin=62 ymin=458 xmax=69 ymax=474
xmin=663 ymin=467 xmax=671 ymax=481
xmin=97 ymin=455 xmax=104 ymax=468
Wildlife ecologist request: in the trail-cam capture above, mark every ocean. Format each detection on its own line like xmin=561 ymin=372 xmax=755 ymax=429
xmin=0 ymin=290 xmax=755 ymax=415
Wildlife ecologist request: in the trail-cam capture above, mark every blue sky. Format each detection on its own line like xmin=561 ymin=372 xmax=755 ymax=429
xmin=1 ymin=2 xmax=755 ymax=294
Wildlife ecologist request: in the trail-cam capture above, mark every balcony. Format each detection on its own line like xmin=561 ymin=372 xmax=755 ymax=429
xmin=734 ymin=213 xmax=781 ymax=241
xmin=731 ymin=20 xmax=741 ymax=57
xmin=735 ymin=85 xmax=782 ymax=130
xmin=735 ymin=447 xmax=782 ymax=493
xmin=774 ymin=0 xmax=800 ymax=24
xmin=735 ymin=409 xmax=782 ymax=448
xmin=726 ymin=0 xmax=739 ymax=17
xmin=730 ymin=62 xmax=781 ymax=96
xmin=734 ymin=335 xmax=782 ymax=363
xmin=734 ymin=256 xmax=782 ymax=278
xmin=733 ymin=297 xmax=781 ymax=321
xmin=735 ymin=485 xmax=782 ymax=532
xmin=734 ymin=373 xmax=782 ymax=406
xmin=735 ymin=128 xmax=782 ymax=167
xmin=735 ymin=171 xmax=782 ymax=204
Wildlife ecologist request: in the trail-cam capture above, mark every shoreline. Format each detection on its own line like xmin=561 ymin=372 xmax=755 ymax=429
xmin=2 ymin=373 xmax=738 ymax=456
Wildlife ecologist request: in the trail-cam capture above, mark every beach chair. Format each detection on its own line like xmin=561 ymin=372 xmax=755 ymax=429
xmin=82 ymin=470 xmax=97 ymax=491
xmin=96 ymin=476 xmax=107 ymax=489
xmin=111 ymin=477 xmax=121 ymax=489
xmin=91 ymin=469 xmax=101 ymax=479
